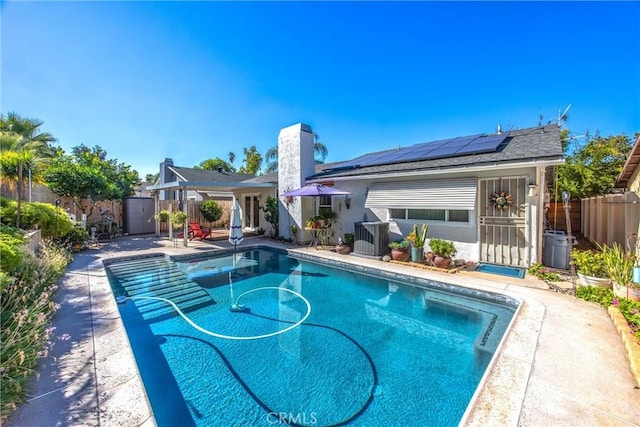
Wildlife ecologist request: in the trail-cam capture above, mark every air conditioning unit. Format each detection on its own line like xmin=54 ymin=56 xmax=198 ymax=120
xmin=354 ymin=221 xmax=389 ymax=258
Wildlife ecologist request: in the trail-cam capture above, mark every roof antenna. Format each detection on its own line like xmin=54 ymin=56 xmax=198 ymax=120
xmin=558 ymin=104 xmax=571 ymax=127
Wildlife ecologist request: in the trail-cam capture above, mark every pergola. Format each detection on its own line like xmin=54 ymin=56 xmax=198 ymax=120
xmin=146 ymin=180 xmax=276 ymax=246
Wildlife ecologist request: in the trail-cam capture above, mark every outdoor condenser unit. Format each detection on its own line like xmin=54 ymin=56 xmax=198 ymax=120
xmin=354 ymin=221 xmax=389 ymax=258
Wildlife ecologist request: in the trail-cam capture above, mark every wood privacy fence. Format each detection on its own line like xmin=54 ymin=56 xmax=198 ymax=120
xmin=155 ymin=200 xmax=233 ymax=232
xmin=546 ymin=201 xmax=582 ymax=234
xmin=1 ymin=183 xmax=233 ymax=233
xmin=581 ymin=192 xmax=640 ymax=248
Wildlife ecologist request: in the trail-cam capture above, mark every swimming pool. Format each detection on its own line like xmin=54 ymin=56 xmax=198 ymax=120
xmin=105 ymin=247 xmax=517 ymax=426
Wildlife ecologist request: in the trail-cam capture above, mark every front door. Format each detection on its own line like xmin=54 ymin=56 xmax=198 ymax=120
xmin=478 ymin=177 xmax=528 ymax=267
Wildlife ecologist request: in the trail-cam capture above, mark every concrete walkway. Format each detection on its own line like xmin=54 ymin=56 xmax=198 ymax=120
xmin=5 ymin=236 xmax=639 ymax=426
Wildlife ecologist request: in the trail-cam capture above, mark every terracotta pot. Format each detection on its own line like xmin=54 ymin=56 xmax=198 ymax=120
xmin=335 ymin=244 xmax=352 ymax=255
xmin=391 ymin=248 xmax=410 ymax=262
xmin=433 ymin=255 xmax=452 ymax=269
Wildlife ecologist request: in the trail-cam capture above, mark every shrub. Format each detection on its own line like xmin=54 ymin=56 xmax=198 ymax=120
xmin=528 ymin=263 xmax=561 ymax=282
xmin=0 ymin=229 xmax=24 ymax=273
xmin=0 ymin=198 xmax=72 ymax=239
xmin=0 ymin=240 xmax=71 ymax=419
xmin=571 ymin=249 xmax=608 ymax=278
xmin=260 ymin=196 xmax=279 ymax=238
xmin=200 ymin=200 xmax=223 ymax=224
xmin=576 ymin=284 xmax=615 ymax=306
xmin=63 ymin=225 xmax=90 ymax=246
xmin=615 ymin=298 xmax=640 ymax=343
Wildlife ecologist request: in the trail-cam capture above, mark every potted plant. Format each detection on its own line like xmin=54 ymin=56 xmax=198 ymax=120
xmin=389 ymin=239 xmax=410 ymax=262
xmin=306 ymin=216 xmax=321 ymax=229
xmin=170 ymin=211 xmax=188 ymax=229
xmin=428 ymin=238 xmax=457 ymax=269
xmin=571 ymin=249 xmax=612 ymax=288
xmin=406 ymin=224 xmax=428 ymax=263
xmin=598 ymin=242 xmax=639 ymax=301
xmin=335 ymin=233 xmax=354 ymax=255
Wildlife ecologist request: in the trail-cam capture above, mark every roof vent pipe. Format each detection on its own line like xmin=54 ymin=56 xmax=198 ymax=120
xmin=497 ymin=124 xmax=502 ymax=134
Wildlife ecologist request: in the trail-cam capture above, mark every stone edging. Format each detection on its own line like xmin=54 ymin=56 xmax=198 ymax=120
xmin=608 ymin=305 xmax=640 ymax=388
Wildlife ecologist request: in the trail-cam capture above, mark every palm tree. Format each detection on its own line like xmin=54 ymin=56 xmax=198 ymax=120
xmin=0 ymin=112 xmax=56 ymax=227
xmin=263 ymin=132 xmax=328 ymax=174
xmin=228 ymin=151 xmax=236 ymax=164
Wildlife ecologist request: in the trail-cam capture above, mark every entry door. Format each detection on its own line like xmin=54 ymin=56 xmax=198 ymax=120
xmin=243 ymin=195 xmax=260 ymax=230
xmin=478 ymin=177 xmax=528 ymax=267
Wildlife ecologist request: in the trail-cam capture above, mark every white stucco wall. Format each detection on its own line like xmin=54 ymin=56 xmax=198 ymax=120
xmin=277 ymin=123 xmax=315 ymax=240
xmin=322 ymin=165 xmax=543 ymax=264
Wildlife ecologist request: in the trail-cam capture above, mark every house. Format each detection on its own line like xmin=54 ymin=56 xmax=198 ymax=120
xmin=615 ymin=133 xmax=640 ymax=257
xmin=150 ymin=122 xmax=564 ymax=267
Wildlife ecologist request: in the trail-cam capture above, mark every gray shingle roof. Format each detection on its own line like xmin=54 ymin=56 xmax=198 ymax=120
xmin=169 ymin=166 xmax=255 ymax=183
xmin=309 ymin=124 xmax=563 ymax=180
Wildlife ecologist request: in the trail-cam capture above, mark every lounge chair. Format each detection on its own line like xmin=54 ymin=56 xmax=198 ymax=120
xmin=188 ymin=222 xmax=212 ymax=240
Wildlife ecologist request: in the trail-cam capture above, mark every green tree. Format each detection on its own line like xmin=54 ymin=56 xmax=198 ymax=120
xmin=555 ymin=133 xmax=632 ymax=200
xmin=0 ymin=113 xmax=56 ymax=228
xmin=238 ymin=146 xmax=262 ymax=175
xmin=200 ymin=200 xmax=223 ymax=226
xmin=263 ymin=133 xmax=328 ymax=174
xmin=144 ymin=173 xmax=159 ymax=183
xmin=43 ymin=144 xmax=139 ymax=217
xmin=196 ymin=157 xmax=236 ymax=172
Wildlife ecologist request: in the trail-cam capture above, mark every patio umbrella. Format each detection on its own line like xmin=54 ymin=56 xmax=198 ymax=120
xmin=229 ymin=198 xmax=244 ymax=311
xmin=280 ymin=183 xmax=351 ymax=197
xmin=281 ymin=183 xmax=351 ymax=249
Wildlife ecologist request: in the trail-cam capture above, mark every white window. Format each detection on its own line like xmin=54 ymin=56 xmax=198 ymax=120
xmin=318 ymin=195 xmax=332 ymax=217
xmin=389 ymin=208 xmax=470 ymax=223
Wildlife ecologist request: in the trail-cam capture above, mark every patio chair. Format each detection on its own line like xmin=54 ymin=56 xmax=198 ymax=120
xmin=188 ymin=222 xmax=212 ymax=240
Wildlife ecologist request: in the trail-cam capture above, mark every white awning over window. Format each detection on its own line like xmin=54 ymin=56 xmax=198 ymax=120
xmin=365 ymin=179 xmax=477 ymax=210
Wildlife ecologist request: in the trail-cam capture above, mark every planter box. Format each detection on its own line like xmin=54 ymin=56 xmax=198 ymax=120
xmin=577 ymin=272 xmax=612 ymax=289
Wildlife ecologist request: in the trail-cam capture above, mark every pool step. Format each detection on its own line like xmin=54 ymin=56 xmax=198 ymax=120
xmin=106 ymin=257 xmax=216 ymax=322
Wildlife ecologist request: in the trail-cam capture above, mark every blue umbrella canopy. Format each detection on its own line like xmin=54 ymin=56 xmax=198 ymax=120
xmin=280 ymin=183 xmax=351 ymax=197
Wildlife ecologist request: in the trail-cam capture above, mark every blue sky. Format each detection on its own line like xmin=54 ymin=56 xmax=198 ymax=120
xmin=2 ymin=1 xmax=639 ymax=179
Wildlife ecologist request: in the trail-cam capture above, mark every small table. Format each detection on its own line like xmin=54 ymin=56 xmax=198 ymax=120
xmin=305 ymin=227 xmax=325 ymax=250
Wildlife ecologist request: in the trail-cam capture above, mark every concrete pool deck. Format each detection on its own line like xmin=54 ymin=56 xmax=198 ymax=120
xmin=5 ymin=235 xmax=640 ymax=426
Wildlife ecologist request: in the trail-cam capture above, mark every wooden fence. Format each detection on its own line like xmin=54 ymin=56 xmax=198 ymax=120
xmin=546 ymin=201 xmax=582 ymax=234
xmin=1 ymin=183 xmax=234 ymax=234
xmin=156 ymin=200 xmax=233 ymax=232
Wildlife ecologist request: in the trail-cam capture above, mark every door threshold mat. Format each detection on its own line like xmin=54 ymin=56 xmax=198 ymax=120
xmin=475 ymin=263 xmax=526 ymax=279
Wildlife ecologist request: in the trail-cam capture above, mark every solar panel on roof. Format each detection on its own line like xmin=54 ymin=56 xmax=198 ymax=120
xmin=332 ymin=132 xmax=509 ymax=169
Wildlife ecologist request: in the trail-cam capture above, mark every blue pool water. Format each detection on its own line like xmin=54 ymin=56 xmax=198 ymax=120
xmin=105 ymin=248 xmax=516 ymax=426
